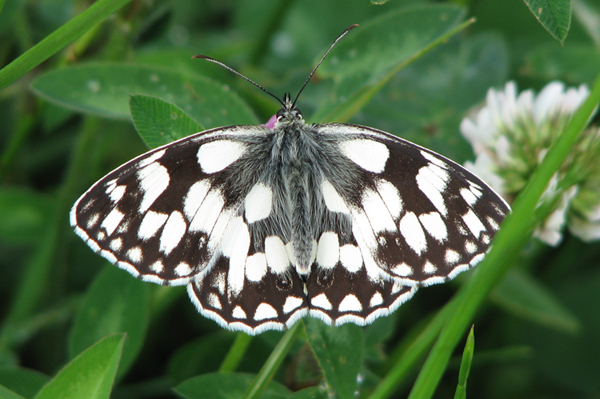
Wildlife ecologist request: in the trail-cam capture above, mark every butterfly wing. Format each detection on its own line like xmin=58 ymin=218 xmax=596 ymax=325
xmin=71 ymin=125 xmax=311 ymax=333
xmin=303 ymin=123 xmax=509 ymax=326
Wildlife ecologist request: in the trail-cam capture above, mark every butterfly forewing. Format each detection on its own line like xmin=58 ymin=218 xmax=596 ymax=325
xmin=71 ymin=126 xmax=268 ymax=285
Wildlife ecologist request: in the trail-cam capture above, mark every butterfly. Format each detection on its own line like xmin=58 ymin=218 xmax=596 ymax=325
xmin=70 ymin=25 xmax=509 ymax=335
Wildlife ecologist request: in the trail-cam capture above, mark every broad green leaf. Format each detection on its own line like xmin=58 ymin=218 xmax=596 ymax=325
xmin=491 ymin=268 xmax=580 ymax=334
xmin=525 ymin=43 xmax=600 ymax=84
xmin=130 ymin=95 xmax=204 ymax=148
xmin=0 ymin=189 xmax=52 ymax=245
xmin=34 ymin=334 xmax=124 ymax=399
xmin=69 ymin=267 xmax=149 ymax=379
xmin=313 ymin=5 xmax=466 ymax=122
xmin=174 ymin=373 xmax=290 ymax=399
xmin=30 ymin=64 xmax=258 ymax=128
xmin=453 ymin=326 xmax=474 ymax=399
xmin=523 ymin=0 xmax=572 ymax=44
xmin=0 ymin=385 xmax=27 ymax=399
xmin=0 ymin=367 xmax=49 ymax=399
xmin=305 ymin=319 xmax=364 ymax=399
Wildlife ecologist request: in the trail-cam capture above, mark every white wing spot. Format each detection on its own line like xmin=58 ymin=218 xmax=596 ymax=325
xmin=245 ymin=183 xmax=273 ymax=223
xmin=339 ymin=294 xmax=363 ymax=312
xmin=127 ymin=246 xmax=143 ymax=263
xmin=265 ymin=236 xmax=289 ymax=274
xmin=232 ymin=306 xmax=247 ymax=319
xmin=189 ymin=189 xmax=224 ymax=233
xmin=420 ymin=150 xmax=447 ymax=169
xmin=183 ymin=180 xmax=211 ymax=221
xmin=316 ymin=232 xmax=340 ymax=269
xmin=376 ymin=179 xmax=403 ymax=219
xmin=445 ymin=249 xmax=460 ymax=265
xmin=283 ymin=296 xmax=304 ymax=314
xmin=109 ymin=238 xmax=123 ymax=251
xmin=322 ymin=179 xmax=350 ymax=214
xmin=213 ymin=271 xmax=226 ymax=295
xmin=254 ymin=303 xmax=278 ymax=321
xmin=109 ymin=185 xmax=126 ymax=203
xmin=138 ymin=149 xmax=166 ymax=168
xmin=339 ymin=244 xmax=362 ymax=273
xmin=245 ymin=252 xmax=267 ymax=282
xmin=197 ymin=140 xmax=245 ymax=174
xmin=138 ymin=211 xmax=169 ymax=240
xmin=399 ymin=212 xmax=427 ymax=256
xmin=423 ymin=261 xmax=437 ymax=274
xmin=101 ymin=208 xmax=125 ymax=236
xmin=311 ymin=293 xmax=332 ymax=310
xmin=487 ymin=216 xmax=500 ymax=231
xmin=465 ymin=240 xmax=478 ymax=254
xmin=339 ymin=139 xmax=389 ymax=173
xmin=220 ymin=217 xmax=250 ymax=296
xmin=416 ymin=164 xmax=448 ymax=216
xmin=418 ymin=211 xmax=448 ymax=243
xmin=463 ymin=209 xmax=486 ymax=238
xmin=137 ymin=162 xmax=170 ymax=213
xmin=86 ymin=213 xmax=100 ymax=229
xmin=392 ymin=263 xmax=413 ymax=277
xmin=159 ymin=211 xmax=187 ymax=255
xmin=208 ymin=293 xmax=221 ymax=309
xmin=460 ymin=187 xmax=478 ymax=206
xmin=362 ymin=188 xmax=396 ymax=234
xmin=150 ymin=260 xmax=164 ymax=273
xmin=369 ymin=292 xmax=384 ymax=307
xmin=175 ymin=262 xmax=192 ymax=276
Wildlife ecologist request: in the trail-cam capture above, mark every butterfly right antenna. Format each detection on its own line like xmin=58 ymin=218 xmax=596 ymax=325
xmin=292 ymin=24 xmax=359 ymax=107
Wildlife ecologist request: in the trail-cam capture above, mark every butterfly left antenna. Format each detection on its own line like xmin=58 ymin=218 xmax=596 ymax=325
xmin=193 ymin=54 xmax=285 ymax=106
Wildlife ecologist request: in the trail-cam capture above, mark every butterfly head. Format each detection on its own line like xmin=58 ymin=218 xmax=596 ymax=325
xmin=275 ymin=93 xmax=304 ymax=125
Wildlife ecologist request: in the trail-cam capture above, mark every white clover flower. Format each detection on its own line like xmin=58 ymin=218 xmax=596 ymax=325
xmin=460 ymin=81 xmax=599 ymax=246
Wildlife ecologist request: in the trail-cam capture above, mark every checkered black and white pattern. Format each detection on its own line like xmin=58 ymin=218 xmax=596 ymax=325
xmin=71 ymin=93 xmax=509 ymax=335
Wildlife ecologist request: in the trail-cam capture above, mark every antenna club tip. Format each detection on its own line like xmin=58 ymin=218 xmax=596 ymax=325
xmin=192 ymin=55 xmax=208 ymax=60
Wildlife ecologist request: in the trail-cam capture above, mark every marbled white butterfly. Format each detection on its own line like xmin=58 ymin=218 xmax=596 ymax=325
xmin=70 ymin=26 xmax=509 ymax=335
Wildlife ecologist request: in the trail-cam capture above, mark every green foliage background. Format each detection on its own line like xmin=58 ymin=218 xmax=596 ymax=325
xmin=1 ymin=0 xmax=599 ymax=398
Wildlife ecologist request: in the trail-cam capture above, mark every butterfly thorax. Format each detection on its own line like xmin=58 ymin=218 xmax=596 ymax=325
xmin=269 ymin=100 xmax=325 ymax=276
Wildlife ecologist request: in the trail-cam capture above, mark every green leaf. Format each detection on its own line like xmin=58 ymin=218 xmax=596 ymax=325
xmin=30 ymin=64 xmax=258 ymax=128
xmin=174 ymin=373 xmax=291 ymax=399
xmin=491 ymin=268 xmax=580 ymax=334
xmin=453 ymin=326 xmax=474 ymax=399
xmin=305 ymin=319 xmax=364 ymax=399
xmin=0 ymin=189 xmax=52 ymax=245
xmin=0 ymin=0 xmax=132 ymax=90
xmin=0 ymin=367 xmax=49 ymax=399
xmin=130 ymin=95 xmax=204 ymax=149
xmin=0 ymin=385 xmax=27 ymax=399
xmin=312 ymin=5 xmax=467 ymax=122
xmin=69 ymin=267 xmax=149 ymax=379
xmin=523 ymin=0 xmax=572 ymax=44
xmin=34 ymin=334 xmax=124 ymax=399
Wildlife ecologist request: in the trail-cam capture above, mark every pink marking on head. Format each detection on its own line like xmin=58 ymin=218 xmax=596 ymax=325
xmin=262 ymin=115 xmax=277 ymax=129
